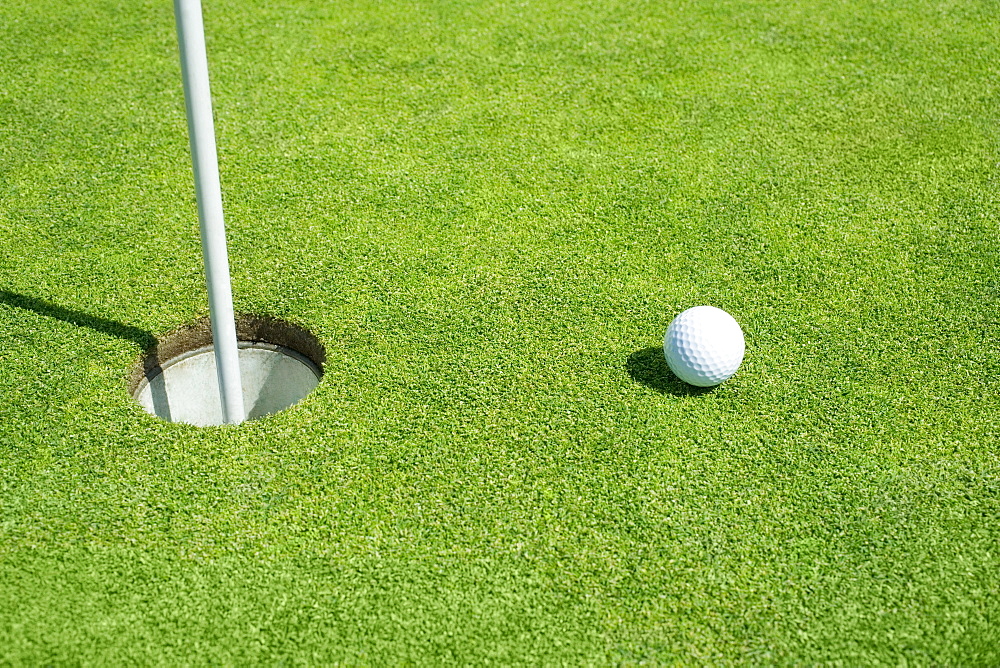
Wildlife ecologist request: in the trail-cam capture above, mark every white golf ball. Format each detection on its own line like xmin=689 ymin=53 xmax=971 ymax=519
xmin=663 ymin=306 xmax=745 ymax=387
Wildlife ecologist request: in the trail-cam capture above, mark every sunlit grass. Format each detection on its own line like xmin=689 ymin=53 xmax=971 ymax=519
xmin=0 ymin=0 xmax=997 ymax=662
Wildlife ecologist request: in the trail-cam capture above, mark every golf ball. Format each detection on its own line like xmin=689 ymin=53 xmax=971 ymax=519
xmin=663 ymin=306 xmax=745 ymax=387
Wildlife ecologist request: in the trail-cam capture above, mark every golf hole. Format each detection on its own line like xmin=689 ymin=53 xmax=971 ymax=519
xmin=129 ymin=315 xmax=325 ymax=427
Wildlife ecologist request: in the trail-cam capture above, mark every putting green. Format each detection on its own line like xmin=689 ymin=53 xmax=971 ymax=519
xmin=0 ymin=0 xmax=997 ymax=662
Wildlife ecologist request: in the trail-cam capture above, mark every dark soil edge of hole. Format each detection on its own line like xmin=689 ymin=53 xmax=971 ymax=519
xmin=128 ymin=314 xmax=326 ymax=396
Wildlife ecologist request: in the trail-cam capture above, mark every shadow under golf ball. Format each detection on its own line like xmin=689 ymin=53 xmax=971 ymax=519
xmin=626 ymin=346 xmax=717 ymax=397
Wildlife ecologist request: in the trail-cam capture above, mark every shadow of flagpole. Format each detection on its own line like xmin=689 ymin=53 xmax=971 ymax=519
xmin=0 ymin=289 xmax=156 ymax=350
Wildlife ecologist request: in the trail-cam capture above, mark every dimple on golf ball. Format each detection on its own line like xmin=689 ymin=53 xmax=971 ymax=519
xmin=663 ymin=306 xmax=745 ymax=387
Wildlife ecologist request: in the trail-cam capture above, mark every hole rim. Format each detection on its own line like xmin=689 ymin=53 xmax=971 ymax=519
xmin=127 ymin=313 xmax=327 ymax=418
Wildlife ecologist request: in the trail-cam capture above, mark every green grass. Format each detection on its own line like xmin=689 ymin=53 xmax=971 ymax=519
xmin=1 ymin=0 xmax=998 ymax=662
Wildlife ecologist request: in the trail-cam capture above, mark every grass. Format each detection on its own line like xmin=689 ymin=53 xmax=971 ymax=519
xmin=1 ymin=0 xmax=998 ymax=662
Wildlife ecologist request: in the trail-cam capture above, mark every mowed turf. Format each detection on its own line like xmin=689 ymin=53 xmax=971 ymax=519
xmin=1 ymin=0 xmax=998 ymax=662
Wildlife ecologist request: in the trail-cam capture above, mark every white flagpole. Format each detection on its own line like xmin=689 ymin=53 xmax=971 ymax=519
xmin=173 ymin=0 xmax=244 ymax=424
